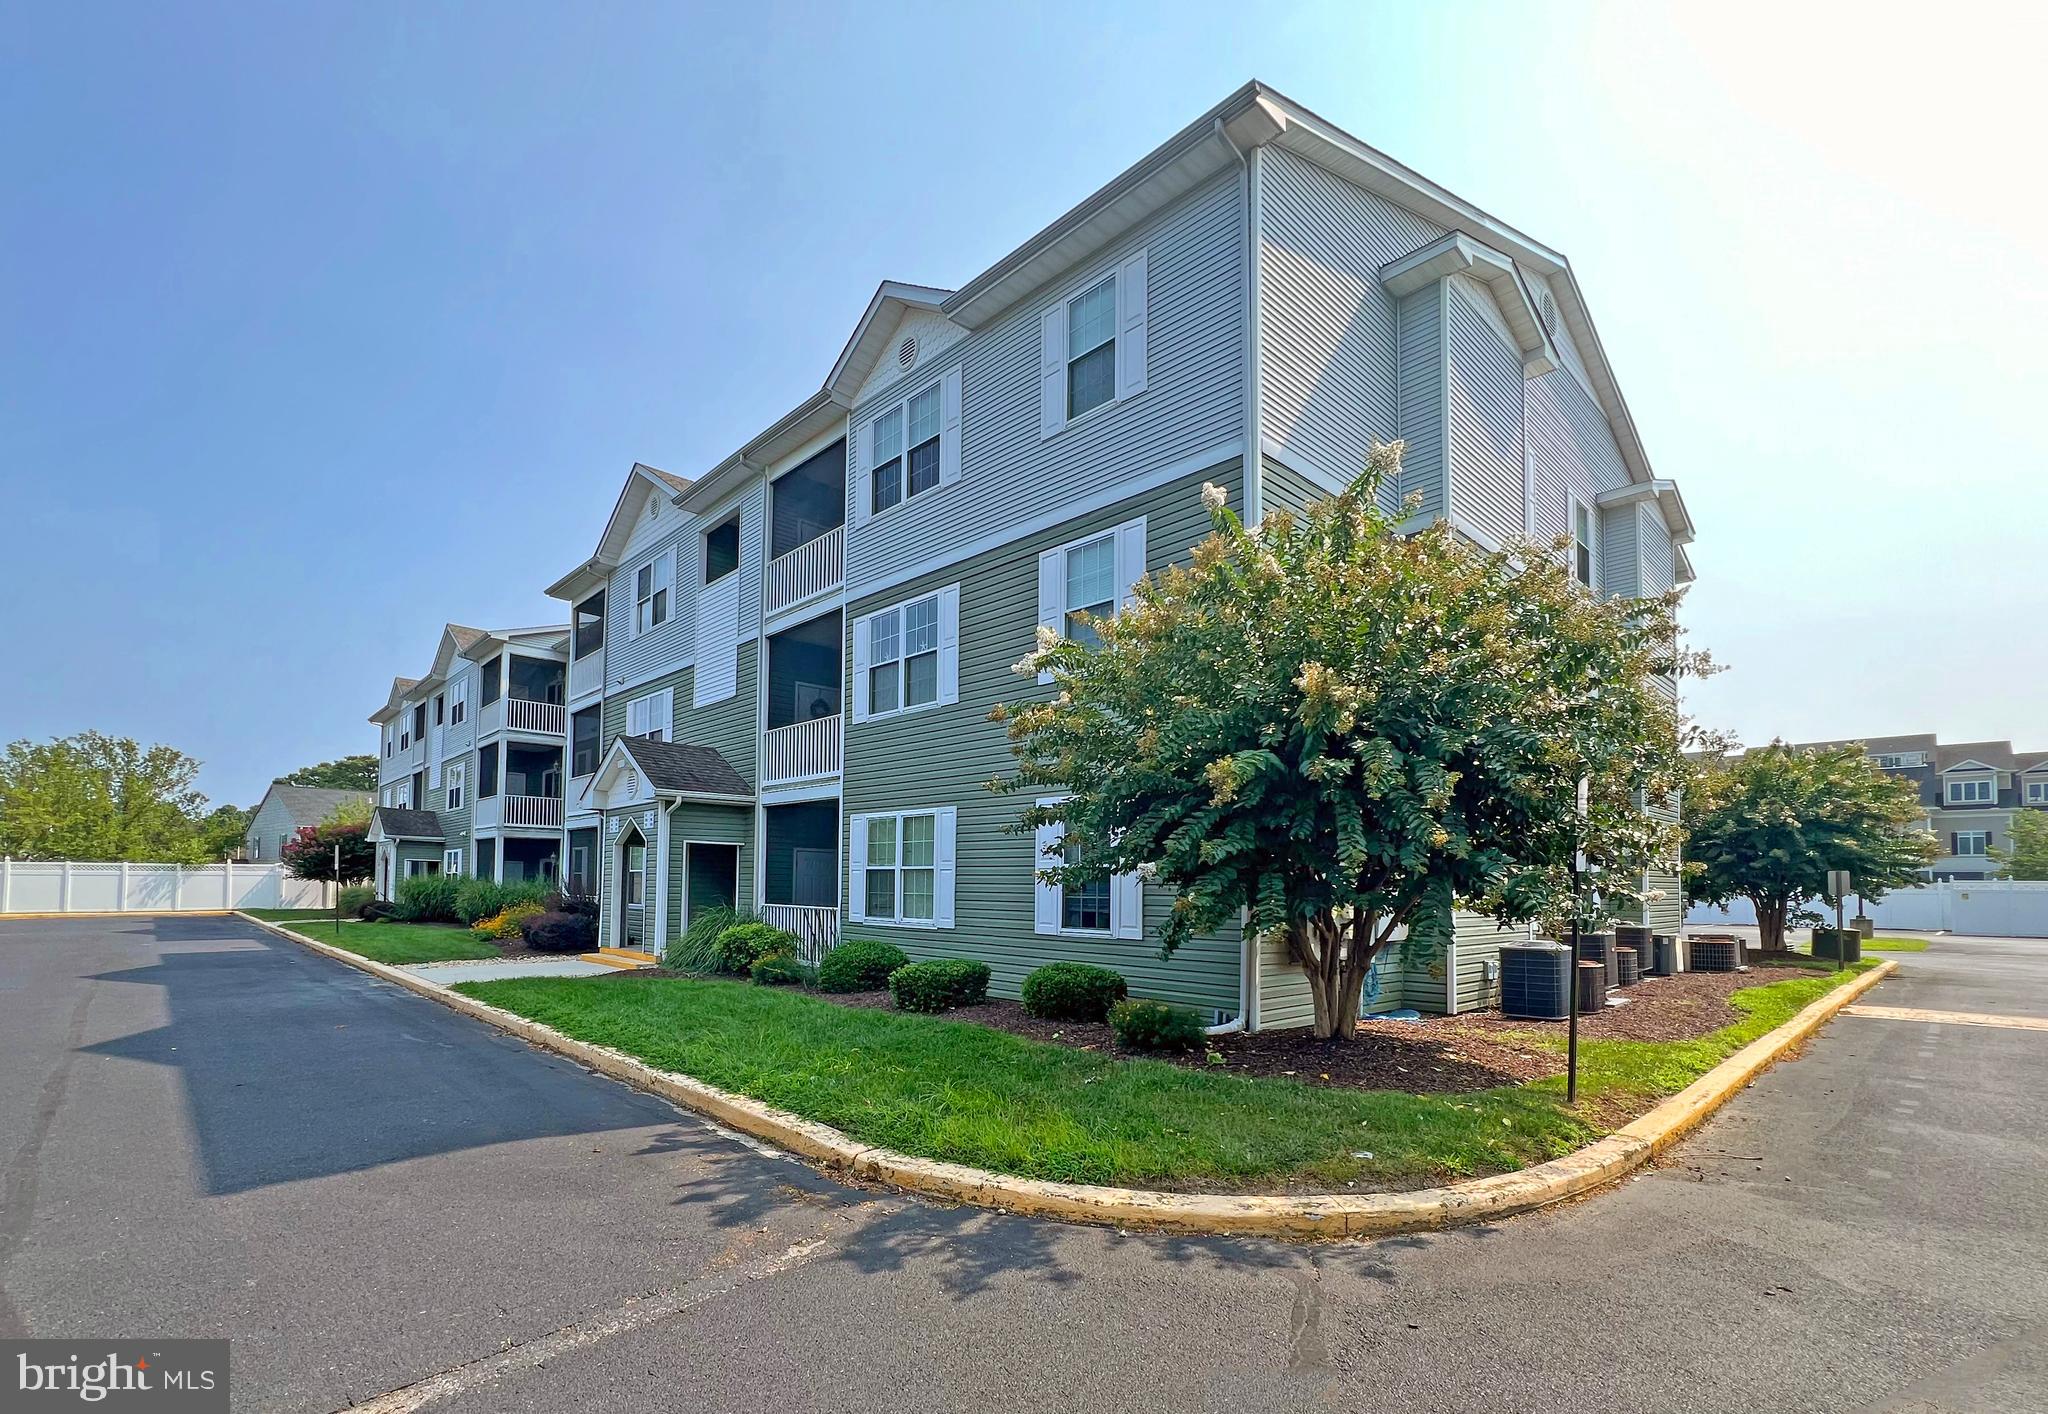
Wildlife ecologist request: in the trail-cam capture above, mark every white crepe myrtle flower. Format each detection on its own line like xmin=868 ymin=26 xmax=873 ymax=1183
xmin=1200 ymin=481 xmax=1228 ymax=511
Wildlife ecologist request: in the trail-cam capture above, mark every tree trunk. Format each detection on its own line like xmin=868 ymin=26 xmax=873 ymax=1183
xmin=1754 ymin=898 xmax=1789 ymax=953
xmin=1296 ymin=910 xmax=1385 ymax=1040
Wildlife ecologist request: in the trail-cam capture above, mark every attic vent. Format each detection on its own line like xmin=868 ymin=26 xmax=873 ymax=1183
xmin=897 ymin=336 xmax=917 ymax=368
xmin=1539 ymin=290 xmax=1558 ymax=334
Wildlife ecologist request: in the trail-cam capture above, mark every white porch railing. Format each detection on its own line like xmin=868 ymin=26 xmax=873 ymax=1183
xmin=502 ymin=794 xmax=562 ymax=828
xmin=762 ymin=714 xmax=841 ymax=786
xmin=570 ymin=652 xmax=604 ymax=700
xmin=760 ymin=903 xmax=839 ymax=963
xmin=507 ymin=697 xmax=566 ymax=734
xmin=765 ymin=524 xmax=844 ymax=617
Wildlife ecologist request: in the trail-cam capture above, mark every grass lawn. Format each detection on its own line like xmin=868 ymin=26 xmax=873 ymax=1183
xmin=455 ymin=963 xmax=1879 ymax=1190
xmin=1863 ymin=936 xmax=1930 ymax=952
xmin=254 ymin=913 xmax=501 ymax=966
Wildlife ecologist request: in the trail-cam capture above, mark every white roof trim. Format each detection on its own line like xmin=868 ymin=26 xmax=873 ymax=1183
xmin=1595 ymin=479 xmax=1696 ymax=545
xmin=1380 ymin=233 xmax=1556 ymax=375
xmin=1940 ymin=759 xmax=1997 ymax=774
xmin=825 ymin=282 xmax=955 ymax=401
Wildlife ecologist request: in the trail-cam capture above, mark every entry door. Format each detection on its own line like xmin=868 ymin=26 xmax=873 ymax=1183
xmin=685 ymin=844 xmax=740 ymax=926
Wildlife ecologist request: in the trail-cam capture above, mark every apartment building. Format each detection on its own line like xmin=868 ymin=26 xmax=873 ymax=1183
xmin=364 ymin=622 xmax=571 ymax=899
xmin=1800 ymin=734 xmax=2048 ymax=880
xmin=493 ymin=81 xmax=1694 ymax=1028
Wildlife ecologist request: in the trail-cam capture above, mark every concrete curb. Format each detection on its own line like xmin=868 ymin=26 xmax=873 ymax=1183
xmin=235 ymin=912 xmax=1896 ymax=1240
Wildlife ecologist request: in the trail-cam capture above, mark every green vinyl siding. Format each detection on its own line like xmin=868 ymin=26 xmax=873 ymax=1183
xmin=600 ymin=647 xmax=758 ymax=787
xmin=666 ymin=803 xmax=751 ymax=935
xmin=393 ymin=840 xmax=446 ymax=876
xmin=842 ymin=462 xmax=1245 ymax=1019
xmin=1258 ymin=455 xmax=1336 ymax=522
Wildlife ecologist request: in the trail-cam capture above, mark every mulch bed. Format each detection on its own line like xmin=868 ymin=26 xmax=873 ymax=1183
xmin=1443 ymin=964 xmax=1822 ymax=1044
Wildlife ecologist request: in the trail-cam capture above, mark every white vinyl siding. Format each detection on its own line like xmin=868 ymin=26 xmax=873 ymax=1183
xmin=846 ymin=808 xmax=956 ymax=928
xmin=1034 ymin=517 xmax=1145 ymax=683
xmin=851 ymin=584 xmax=959 ymax=722
xmin=1039 ymin=251 xmax=1149 ymax=437
xmin=1948 ymin=778 xmax=1994 ymax=805
xmin=627 ymin=688 xmax=673 ymax=742
xmin=1030 ymin=798 xmax=1141 ymax=940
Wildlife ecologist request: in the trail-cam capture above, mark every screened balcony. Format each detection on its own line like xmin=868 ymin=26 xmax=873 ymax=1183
xmin=765 ymin=438 xmax=846 ymax=616
xmin=761 ymin=799 xmax=838 ymax=960
xmin=478 ymin=653 xmax=567 ymax=736
xmin=762 ymin=611 xmax=841 ymax=786
xmin=473 ymin=741 xmax=564 ymax=830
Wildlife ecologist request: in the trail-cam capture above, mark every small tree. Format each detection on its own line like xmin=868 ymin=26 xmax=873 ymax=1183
xmin=281 ymin=822 xmax=375 ymax=885
xmin=320 ymin=795 xmax=372 ymax=828
xmin=1993 ymin=810 xmax=2048 ymax=881
xmin=994 ymin=443 xmax=1700 ymax=1040
xmin=1685 ymin=742 xmax=1936 ymax=950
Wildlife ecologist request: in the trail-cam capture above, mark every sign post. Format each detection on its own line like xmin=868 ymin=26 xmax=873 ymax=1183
xmin=1826 ymin=868 xmax=1853 ymax=972
xmin=334 ymin=842 xmax=344 ymax=940
xmin=1567 ymin=776 xmax=1590 ymax=1106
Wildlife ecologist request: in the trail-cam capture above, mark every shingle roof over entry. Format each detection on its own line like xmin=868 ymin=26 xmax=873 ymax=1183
xmin=371 ymin=807 xmax=445 ymax=841
xmin=619 ymin=737 xmax=751 ymax=799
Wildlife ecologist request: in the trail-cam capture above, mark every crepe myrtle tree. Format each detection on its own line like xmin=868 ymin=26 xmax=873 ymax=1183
xmin=992 ymin=443 xmax=1702 ymax=1041
xmin=280 ymin=821 xmax=376 ymax=886
xmin=1685 ymin=742 xmax=1937 ymax=950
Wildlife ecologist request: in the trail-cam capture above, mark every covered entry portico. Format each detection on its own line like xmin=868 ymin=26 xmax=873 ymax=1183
xmin=582 ymin=735 xmax=754 ymax=956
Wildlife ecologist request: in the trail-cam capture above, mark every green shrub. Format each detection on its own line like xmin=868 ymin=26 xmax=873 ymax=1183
xmin=888 ymin=958 xmax=991 ymax=1013
xmin=392 ymin=873 xmax=460 ymax=922
xmin=711 ymin=921 xmax=797 ymax=975
xmin=667 ymin=905 xmax=753 ymax=972
xmin=1108 ymin=999 xmax=1207 ymax=1053
xmin=522 ymin=910 xmax=596 ymax=954
xmin=453 ymin=876 xmax=549 ymax=926
xmin=1020 ymin=961 xmax=1128 ymax=1021
xmin=749 ymin=953 xmax=814 ymax=987
xmin=337 ymin=884 xmax=376 ymax=917
xmin=815 ymin=939 xmax=910 ymax=993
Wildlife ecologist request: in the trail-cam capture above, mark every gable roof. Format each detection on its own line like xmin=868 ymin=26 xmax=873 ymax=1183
xmin=1791 ymin=733 xmax=1938 ymax=758
xmin=1937 ymin=741 xmax=2017 ymax=773
xmin=369 ymin=677 xmax=422 ymax=724
xmin=546 ymin=464 xmax=694 ymax=601
xmin=824 ymin=282 xmax=957 ymax=402
xmin=620 ymin=736 xmax=752 ymax=799
xmin=2019 ymin=751 xmax=2048 ymax=774
xmin=368 ymin=807 xmax=444 ymax=842
xmin=251 ymin=784 xmax=372 ymax=832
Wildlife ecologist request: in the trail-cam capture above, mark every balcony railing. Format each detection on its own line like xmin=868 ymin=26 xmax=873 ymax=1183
xmin=473 ymin=794 xmax=563 ymax=831
xmin=762 ymin=714 xmax=841 ymax=786
xmin=506 ymin=697 xmax=566 ymax=735
xmin=570 ymin=652 xmax=604 ymax=700
xmin=759 ymin=903 xmax=838 ymax=964
xmin=765 ymin=524 xmax=844 ymax=617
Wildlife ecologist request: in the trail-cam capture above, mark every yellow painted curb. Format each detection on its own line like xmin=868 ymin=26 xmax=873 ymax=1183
xmin=235 ymin=911 xmax=1896 ymax=1240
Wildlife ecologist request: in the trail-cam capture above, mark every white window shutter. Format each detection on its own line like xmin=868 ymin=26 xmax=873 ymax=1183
xmin=657 ymin=546 xmax=673 ymax=597
xmin=846 ymin=816 xmax=868 ymax=923
xmin=1115 ymin=516 xmax=1147 ymax=610
xmin=939 ymin=366 xmax=963 ymax=486
xmin=933 ymin=807 xmax=957 ymax=928
xmin=1039 ymin=303 xmax=1066 ymax=438
xmin=937 ymin=584 xmax=961 ymax=706
xmin=850 ymin=421 xmax=869 ymax=526
xmin=1033 ymin=816 xmax=1063 ymax=935
xmin=850 ymin=612 xmax=872 ymax=722
xmin=1036 ymin=547 xmax=1063 ymax=685
xmin=1112 ymin=871 xmax=1143 ymax=940
xmin=1116 ymin=250 xmax=1148 ymax=399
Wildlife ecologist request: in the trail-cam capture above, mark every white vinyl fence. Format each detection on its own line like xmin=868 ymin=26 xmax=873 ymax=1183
xmin=1688 ymin=879 xmax=2048 ymax=939
xmin=0 ymin=859 xmax=331 ymax=915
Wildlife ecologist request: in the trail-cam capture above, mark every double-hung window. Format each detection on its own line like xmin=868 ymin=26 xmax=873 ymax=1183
xmin=448 ymin=679 xmax=467 ymax=724
xmin=634 ymin=553 xmax=671 ymax=634
xmin=1955 ymin=830 xmax=1991 ymax=857
xmin=442 ymin=848 xmax=463 ymax=876
xmin=853 ymin=586 xmax=959 ymax=721
xmin=627 ymin=689 xmax=671 ymax=742
xmin=1031 ymin=799 xmax=1143 ymax=939
xmin=445 ymin=763 xmax=465 ymax=812
xmin=1036 ymin=518 xmax=1144 ymax=682
xmin=850 ymin=808 xmax=955 ymax=927
xmin=1947 ymin=778 xmax=1994 ymax=805
xmin=1039 ymin=250 xmax=1147 ymax=437
xmin=1065 ymin=275 xmax=1117 ymax=420
xmin=863 ymin=371 xmax=958 ymax=520
xmin=1060 ymin=833 xmax=1111 ymax=933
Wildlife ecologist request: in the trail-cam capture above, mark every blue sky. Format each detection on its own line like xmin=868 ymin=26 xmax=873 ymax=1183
xmin=5 ymin=2 xmax=2044 ymax=809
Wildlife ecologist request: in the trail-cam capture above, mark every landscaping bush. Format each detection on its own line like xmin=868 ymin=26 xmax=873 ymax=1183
xmin=749 ymin=953 xmax=814 ymax=987
xmin=521 ymin=910 xmax=597 ymax=954
xmin=1108 ymin=998 xmax=1207 ymax=1054
xmin=888 ymin=958 xmax=991 ymax=1013
xmin=454 ymin=876 xmax=549 ymax=926
xmin=667 ymin=905 xmax=753 ymax=973
xmin=815 ymin=939 xmax=909 ymax=993
xmin=1020 ymin=961 xmax=1128 ymax=1021
xmin=711 ymin=920 xmax=798 ymax=976
xmin=473 ymin=901 xmax=546 ymax=941
xmin=543 ymin=889 xmax=598 ymax=919
xmin=392 ymin=873 xmax=461 ymax=923
xmin=358 ymin=899 xmax=399 ymax=922
xmin=337 ymin=884 xmax=375 ymax=916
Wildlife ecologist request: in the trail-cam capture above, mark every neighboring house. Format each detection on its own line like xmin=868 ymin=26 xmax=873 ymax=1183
xmin=244 ymin=784 xmax=372 ymax=862
xmin=529 ymin=80 xmax=1694 ymax=1026
xmin=364 ymin=622 xmax=571 ymax=900
xmin=1785 ymin=734 xmax=2048 ymax=881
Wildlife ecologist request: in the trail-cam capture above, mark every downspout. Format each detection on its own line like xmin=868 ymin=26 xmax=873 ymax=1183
xmin=1216 ymin=116 xmax=1261 ymax=1034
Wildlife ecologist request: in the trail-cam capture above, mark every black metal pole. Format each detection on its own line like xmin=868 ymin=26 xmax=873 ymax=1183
xmin=1567 ymin=857 xmax=1581 ymax=1106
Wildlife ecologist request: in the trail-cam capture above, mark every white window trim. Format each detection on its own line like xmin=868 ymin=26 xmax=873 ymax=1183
xmin=845 ymin=807 xmax=956 ymax=928
xmin=627 ymin=687 xmax=673 ymax=742
xmin=2028 ymin=779 xmax=2048 ymax=804
xmin=1039 ymin=248 xmax=1149 ymax=439
xmin=1571 ymin=496 xmax=1599 ymax=589
xmin=1030 ymin=797 xmax=1143 ymax=940
xmin=854 ymin=366 xmax=962 ymax=526
xmin=631 ymin=548 xmax=674 ymax=639
xmin=445 ymin=763 xmax=466 ymax=812
xmin=1947 ymin=778 xmax=1994 ymax=805
xmin=851 ymin=584 xmax=960 ymax=723
xmin=448 ymin=678 xmax=468 ymax=724
xmin=1035 ymin=517 xmax=1146 ymax=685
xmin=1954 ymin=830 xmax=1991 ymax=856
xmin=404 ymin=857 xmax=441 ymax=878
xmin=443 ymin=847 xmax=463 ymax=876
